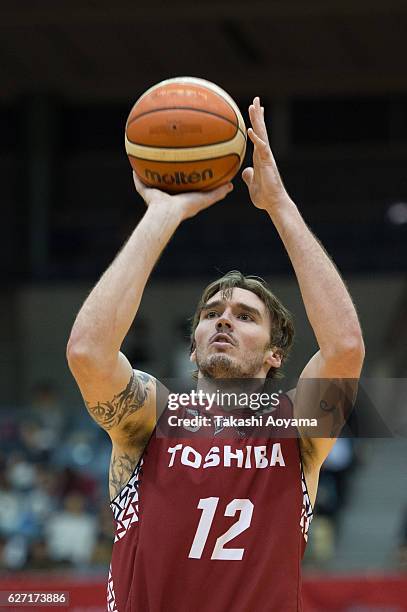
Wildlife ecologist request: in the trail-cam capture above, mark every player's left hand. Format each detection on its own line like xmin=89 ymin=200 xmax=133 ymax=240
xmin=242 ymin=97 xmax=292 ymax=211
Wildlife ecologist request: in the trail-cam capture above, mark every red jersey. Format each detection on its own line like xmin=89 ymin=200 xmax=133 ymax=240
xmin=107 ymin=394 xmax=313 ymax=612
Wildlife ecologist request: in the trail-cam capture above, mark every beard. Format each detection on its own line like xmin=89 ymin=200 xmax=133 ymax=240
xmin=195 ymin=349 xmax=266 ymax=379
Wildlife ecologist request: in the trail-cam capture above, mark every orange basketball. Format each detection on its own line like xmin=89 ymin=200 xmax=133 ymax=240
xmin=125 ymin=77 xmax=247 ymax=193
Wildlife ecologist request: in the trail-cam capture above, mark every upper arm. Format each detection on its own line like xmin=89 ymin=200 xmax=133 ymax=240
xmin=293 ymin=346 xmax=364 ymax=468
xmin=68 ymin=350 xmax=157 ymax=444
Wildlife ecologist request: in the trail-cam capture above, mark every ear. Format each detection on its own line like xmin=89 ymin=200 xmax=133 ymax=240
xmin=190 ymin=349 xmax=196 ymax=364
xmin=264 ymin=347 xmax=282 ymax=370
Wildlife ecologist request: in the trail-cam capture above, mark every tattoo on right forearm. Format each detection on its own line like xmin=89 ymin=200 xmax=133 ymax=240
xmin=85 ymin=370 xmax=151 ymax=430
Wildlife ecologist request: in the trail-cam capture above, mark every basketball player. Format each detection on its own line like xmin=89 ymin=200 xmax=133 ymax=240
xmin=67 ymin=97 xmax=364 ymax=611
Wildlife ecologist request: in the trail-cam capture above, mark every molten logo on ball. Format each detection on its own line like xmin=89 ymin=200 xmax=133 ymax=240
xmin=145 ymin=168 xmax=213 ymax=186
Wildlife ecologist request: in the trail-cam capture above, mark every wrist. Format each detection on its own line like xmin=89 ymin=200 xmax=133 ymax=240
xmin=264 ymin=195 xmax=296 ymax=216
xmin=146 ymin=198 xmax=184 ymax=226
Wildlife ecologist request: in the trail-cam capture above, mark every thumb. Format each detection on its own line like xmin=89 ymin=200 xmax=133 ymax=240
xmin=242 ymin=167 xmax=254 ymax=187
xmin=132 ymin=171 xmax=145 ymax=195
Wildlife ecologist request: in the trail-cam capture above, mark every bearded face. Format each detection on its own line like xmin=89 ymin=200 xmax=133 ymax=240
xmin=191 ymin=287 xmax=281 ymax=380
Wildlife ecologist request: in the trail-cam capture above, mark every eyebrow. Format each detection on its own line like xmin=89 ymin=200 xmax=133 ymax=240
xmin=200 ymin=300 xmax=263 ymax=320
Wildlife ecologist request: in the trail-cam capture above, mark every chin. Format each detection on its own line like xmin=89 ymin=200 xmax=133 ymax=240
xmin=197 ymin=354 xmax=246 ymax=379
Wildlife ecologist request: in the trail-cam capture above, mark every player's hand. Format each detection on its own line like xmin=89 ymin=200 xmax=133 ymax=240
xmin=133 ymin=172 xmax=233 ymax=221
xmin=242 ymin=97 xmax=292 ymax=211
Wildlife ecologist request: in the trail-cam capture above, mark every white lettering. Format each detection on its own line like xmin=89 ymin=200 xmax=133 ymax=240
xmin=254 ymin=446 xmax=269 ymax=468
xmin=203 ymin=447 xmax=220 ymax=469
xmin=168 ymin=393 xmax=179 ymax=410
xmin=167 ymin=444 xmax=287 ymax=470
xmin=182 ymin=445 xmax=201 ymax=468
xmin=224 ymin=445 xmax=244 ymax=468
xmin=270 ymin=442 xmax=285 ymax=466
xmin=205 ymin=391 xmax=215 ymax=411
xmin=244 ymin=446 xmax=252 ymax=468
xmin=168 ymin=443 xmax=183 ymax=466
xmin=179 ymin=393 xmax=190 ymax=407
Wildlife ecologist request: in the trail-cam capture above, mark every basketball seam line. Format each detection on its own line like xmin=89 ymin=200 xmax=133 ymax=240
xmin=134 ymin=77 xmax=243 ymax=129
xmin=126 ymin=107 xmax=246 ymax=140
xmin=128 ymin=153 xmax=241 ymax=164
xmin=126 ymin=135 xmax=243 ymax=150
xmin=200 ymin=159 xmax=241 ymax=191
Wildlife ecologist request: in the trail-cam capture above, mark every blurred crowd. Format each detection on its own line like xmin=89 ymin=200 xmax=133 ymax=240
xmin=0 ymin=382 xmax=113 ymax=572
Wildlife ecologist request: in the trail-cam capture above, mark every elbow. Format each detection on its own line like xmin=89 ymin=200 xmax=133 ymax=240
xmin=342 ymin=334 xmax=365 ymax=361
xmin=66 ymin=327 xmax=99 ymax=370
xmin=66 ymin=334 xmax=117 ymax=379
xmin=66 ymin=336 xmax=93 ymax=373
xmin=327 ymin=334 xmax=365 ymax=370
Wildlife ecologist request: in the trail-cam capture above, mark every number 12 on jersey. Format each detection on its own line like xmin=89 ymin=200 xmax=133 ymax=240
xmin=188 ymin=497 xmax=254 ymax=561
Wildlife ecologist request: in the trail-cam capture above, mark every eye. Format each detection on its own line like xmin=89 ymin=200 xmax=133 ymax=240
xmin=206 ymin=311 xmax=219 ymax=319
xmin=238 ymin=313 xmax=253 ymax=321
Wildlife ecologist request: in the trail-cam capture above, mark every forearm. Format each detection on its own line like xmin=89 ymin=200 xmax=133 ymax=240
xmin=68 ymin=202 xmax=182 ymax=364
xmin=267 ymin=198 xmax=364 ymax=356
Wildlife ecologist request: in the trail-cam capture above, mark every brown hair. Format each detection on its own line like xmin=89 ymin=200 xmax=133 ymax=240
xmin=190 ymin=270 xmax=295 ymax=378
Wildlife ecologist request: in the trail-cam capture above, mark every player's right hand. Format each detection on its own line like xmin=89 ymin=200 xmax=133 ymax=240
xmin=132 ymin=172 xmax=233 ymax=221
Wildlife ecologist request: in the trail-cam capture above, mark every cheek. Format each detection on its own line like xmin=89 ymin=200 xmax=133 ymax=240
xmin=194 ymin=321 xmax=206 ymax=347
xmin=240 ymin=328 xmax=268 ymax=352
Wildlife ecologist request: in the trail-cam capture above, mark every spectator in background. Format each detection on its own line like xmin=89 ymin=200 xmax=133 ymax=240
xmin=317 ymin=438 xmax=355 ymax=517
xmin=6 ymin=451 xmax=37 ymax=492
xmin=25 ymin=538 xmax=67 ymax=571
xmin=30 ymin=381 xmax=66 ymax=449
xmin=0 ymin=412 xmax=20 ymax=453
xmin=26 ymin=464 xmax=58 ymax=526
xmin=304 ymin=438 xmax=356 ymax=567
xmin=91 ymin=503 xmax=114 ymax=567
xmin=57 ymin=466 xmax=98 ymax=504
xmin=0 ymin=404 xmax=109 ymax=572
xmin=0 ymin=462 xmax=23 ymax=538
xmin=45 ymin=492 xmax=97 ymax=566
xmin=18 ymin=420 xmax=50 ymax=463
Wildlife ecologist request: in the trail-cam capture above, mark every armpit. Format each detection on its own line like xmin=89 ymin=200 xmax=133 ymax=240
xmin=299 ymin=437 xmax=317 ymax=471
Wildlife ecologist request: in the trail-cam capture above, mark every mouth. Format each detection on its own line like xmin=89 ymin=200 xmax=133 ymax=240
xmin=210 ymin=333 xmax=235 ymax=347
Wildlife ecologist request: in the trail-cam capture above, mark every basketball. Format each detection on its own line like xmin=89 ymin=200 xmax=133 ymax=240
xmin=125 ymin=77 xmax=247 ymax=193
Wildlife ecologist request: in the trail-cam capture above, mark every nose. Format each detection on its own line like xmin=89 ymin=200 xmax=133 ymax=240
xmin=216 ymin=316 xmax=233 ymax=332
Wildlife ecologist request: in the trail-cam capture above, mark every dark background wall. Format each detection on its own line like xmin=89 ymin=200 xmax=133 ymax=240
xmin=1 ymin=0 xmax=406 ymax=285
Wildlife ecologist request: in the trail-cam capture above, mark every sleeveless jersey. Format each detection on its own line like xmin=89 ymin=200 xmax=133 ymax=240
xmin=107 ymin=393 xmax=313 ymax=612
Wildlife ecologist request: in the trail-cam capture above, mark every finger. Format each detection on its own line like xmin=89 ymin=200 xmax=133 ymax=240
xmin=241 ymin=167 xmax=254 ymax=187
xmin=201 ymin=182 xmax=234 ymax=205
xmin=248 ymin=103 xmax=269 ymax=145
xmin=247 ymin=128 xmax=273 ymax=162
xmin=249 ymin=102 xmax=268 ymax=139
xmin=179 ymin=182 xmax=233 ymax=210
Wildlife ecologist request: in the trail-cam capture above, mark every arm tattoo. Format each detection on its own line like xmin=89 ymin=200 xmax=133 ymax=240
xmin=109 ymin=448 xmax=138 ymax=500
xmin=85 ymin=370 xmax=151 ymax=430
